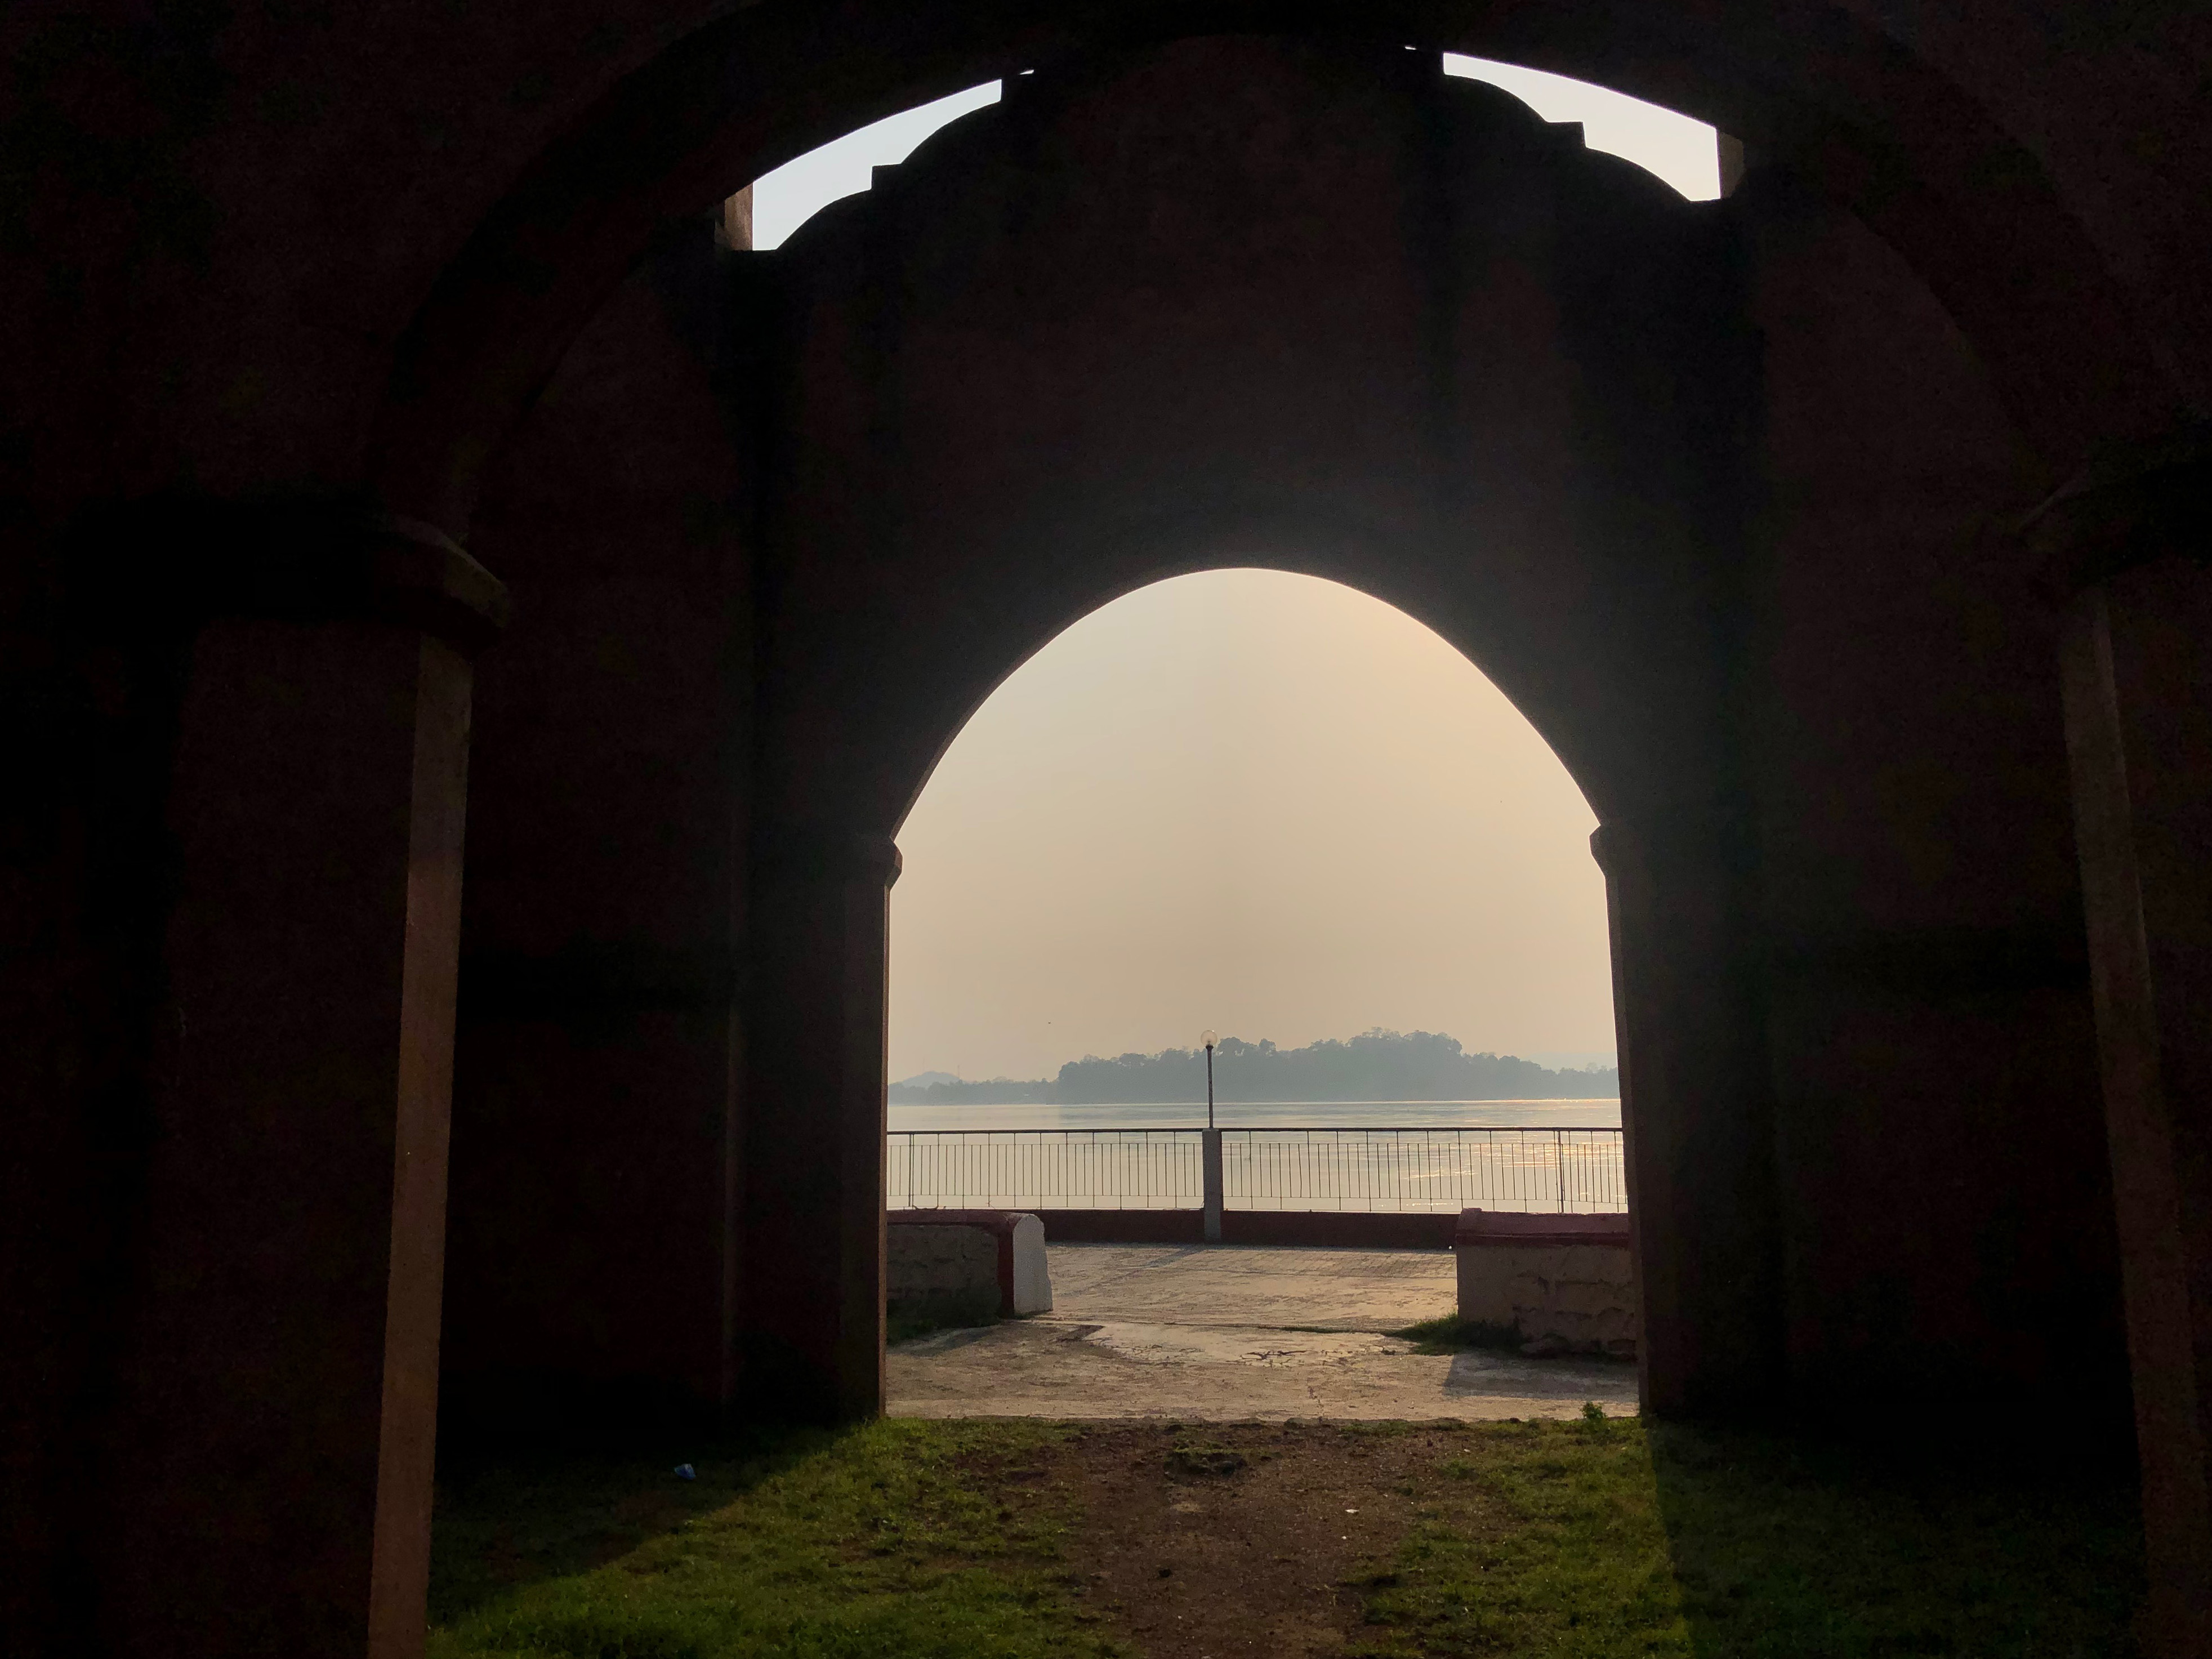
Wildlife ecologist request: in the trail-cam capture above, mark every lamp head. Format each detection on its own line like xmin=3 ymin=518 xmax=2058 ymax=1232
xmin=1201 ymin=1029 xmax=1218 ymax=1051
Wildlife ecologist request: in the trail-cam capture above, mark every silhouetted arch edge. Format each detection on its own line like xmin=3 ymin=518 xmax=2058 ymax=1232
xmin=884 ymin=527 xmax=1616 ymax=840
xmin=369 ymin=1 xmax=2187 ymax=538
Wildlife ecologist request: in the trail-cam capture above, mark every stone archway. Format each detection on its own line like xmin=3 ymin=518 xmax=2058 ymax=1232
xmin=438 ymin=33 xmax=2203 ymax=1656
xmin=11 ymin=6 xmax=2210 ymax=1656
xmin=733 ymin=35 xmax=1764 ymax=1420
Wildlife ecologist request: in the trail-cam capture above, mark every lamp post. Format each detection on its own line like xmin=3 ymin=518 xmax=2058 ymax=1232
xmin=1201 ymin=1030 xmax=1222 ymax=1244
xmin=1202 ymin=1030 xmax=1217 ymax=1127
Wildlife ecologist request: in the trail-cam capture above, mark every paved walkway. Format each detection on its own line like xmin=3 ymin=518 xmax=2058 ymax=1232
xmin=888 ymin=1242 xmax=1639 ymax=1422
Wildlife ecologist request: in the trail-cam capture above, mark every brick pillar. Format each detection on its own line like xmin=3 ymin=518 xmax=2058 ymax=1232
xmin=2059 ymin=559 xmax=2212 ymax=1658
xmin=741 ymin=830 xmax=900 ymax=1421
xmin=63 ymin=512 xmax=503 ymax=1659
xmin=1591 ymin=814 xmax=1783 ymax=1416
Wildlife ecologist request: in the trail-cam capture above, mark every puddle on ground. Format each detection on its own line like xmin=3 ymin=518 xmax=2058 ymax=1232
xmin=1075 ymin=1321 xmax=1412 ymax=1366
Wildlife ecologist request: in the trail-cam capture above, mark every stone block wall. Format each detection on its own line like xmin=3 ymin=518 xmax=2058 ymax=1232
xmin=1455 ymin=1210 xmax=1638 ymax=1357
xmin=887 ymin=1211 xmax=1054 ymax=1321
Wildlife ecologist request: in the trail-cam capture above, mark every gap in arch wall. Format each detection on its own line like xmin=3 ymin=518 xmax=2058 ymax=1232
xmin=747 ymin=51 xmax=1720 ymax=251
xmin=888 ymin=569 xmax=1618 ymax=1096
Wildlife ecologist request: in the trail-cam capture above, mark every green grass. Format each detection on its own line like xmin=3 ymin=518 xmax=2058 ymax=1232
xmin=1349 ymin=1416 xmax=2142 ymax=1657
xmin=427 ymin=1420 xmax=1125 ymax=1659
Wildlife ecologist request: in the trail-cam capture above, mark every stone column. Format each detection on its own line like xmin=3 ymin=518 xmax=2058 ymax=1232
xmin=2055 ymin=560 xmax=2212 ymax=1656
xmin=1590 ymin=813 xmax=1783 ymax=1416
xmin=2028 ymin=434 xmax=2212 ymax=1658
xmin=32 ymin=512 xmax=505 ymax=1659
xmin=741 ymin=830 xmax=900 ymax=1421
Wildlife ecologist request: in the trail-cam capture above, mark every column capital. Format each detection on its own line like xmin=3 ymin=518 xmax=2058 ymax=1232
xmin=1587 ymin=801 xmax=1745 ymax=876
xmin=753 ymin=826 xmax=902 ymax=888
xmin=73 ymin=496 xmax=511 ymax=652
xmin=2017 ymin=422 xmax=2212 ymax=595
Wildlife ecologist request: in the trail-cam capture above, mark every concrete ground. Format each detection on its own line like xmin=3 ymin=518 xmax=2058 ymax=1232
xmin=888 ymin=1242 xmax=1640 ymax=1422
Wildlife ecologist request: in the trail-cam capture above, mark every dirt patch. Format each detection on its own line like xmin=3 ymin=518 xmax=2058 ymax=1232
xmin=1006 ymin=1420 xmax=1479 ymax=1658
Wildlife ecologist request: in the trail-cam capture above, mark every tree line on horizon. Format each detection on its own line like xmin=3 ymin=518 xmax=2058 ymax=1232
xmin=888 ymin=1028 xmax=1618 ymax=1105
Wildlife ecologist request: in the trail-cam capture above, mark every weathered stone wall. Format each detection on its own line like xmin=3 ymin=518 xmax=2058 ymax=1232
xmin=888 ymin=1213 xmax=1055 ymax=1318
xmin=888 ymin=1225 xmax=1000 ymax=1313
xmin=1458 ymin=1244 xmax=1639 ymax=1357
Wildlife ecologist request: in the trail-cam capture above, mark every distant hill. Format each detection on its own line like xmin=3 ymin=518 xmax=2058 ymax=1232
xmin=888 ymin=1028 xmax=1617 ymax=1105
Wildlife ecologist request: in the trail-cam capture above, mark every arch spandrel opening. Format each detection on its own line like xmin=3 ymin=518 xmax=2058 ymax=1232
xmin=740 ymin=49 xmax=1726 ymax=253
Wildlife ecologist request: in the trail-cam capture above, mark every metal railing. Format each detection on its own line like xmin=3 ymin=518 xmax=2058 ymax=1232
xmin=885 ymin=1126 xmax=1625 ymax=1214
xmin=888 ymin=1129 xmax=1202 ymax=1210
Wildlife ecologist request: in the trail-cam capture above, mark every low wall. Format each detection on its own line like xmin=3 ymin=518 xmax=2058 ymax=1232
xmin=887 ymin=1210 xmax=1053 ymax=1317
xmin=1032 ymin=1209 xmax=1458 ymax=1250
xmin=1455 ymin=1210 xmax=1636 ymax=1355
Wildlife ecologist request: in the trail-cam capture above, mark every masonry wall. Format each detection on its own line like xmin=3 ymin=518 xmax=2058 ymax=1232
xmin=443 ymin=226 xmax=757 ymax=1434
xmin=746 ymin=38 xmax=2128 ymax=1429
xmin=1740 ymin=186 xmax=2128 ymax=1418
xmin=751 ymin=38 xmax=1778 ymax=1419
xmin=418 ymin=37 xmax=2133 ymax=1448
xmin=1458 ymin=1245 xmax=1639 ymax=1355
xmin=755 ymin=39 xmax=1749 ymax=838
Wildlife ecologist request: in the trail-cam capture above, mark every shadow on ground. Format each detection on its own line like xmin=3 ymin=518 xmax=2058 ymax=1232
xmin=429 ymin=1431 xmax=815 ymax=1630
xmin=1644 ymin=1421 xmax=2143 ymax=1658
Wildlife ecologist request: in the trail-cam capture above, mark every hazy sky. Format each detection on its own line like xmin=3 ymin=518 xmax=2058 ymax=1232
xmin=748 ymin=59 xmax=1716 ymax=1081
xmin=889 ymin=572 xmax=1615 ymax=1081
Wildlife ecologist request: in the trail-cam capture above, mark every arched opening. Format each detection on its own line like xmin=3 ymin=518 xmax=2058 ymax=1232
xmin=441 ymin=25 xmax=2130 ymax=1459
xmin=447 ymin=33 xmax=1758 ymax=1447
xmin=891 ymin=567 xmax=1614 ymax=1104
xmin=882 ymin=564 xmax=1636 ymax=1416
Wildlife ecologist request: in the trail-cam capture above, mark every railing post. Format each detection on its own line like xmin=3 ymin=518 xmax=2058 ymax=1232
xmin=1202 ymin=1128 xmax=1224 ymax=1242
xmin=1556 ymin=1127 xmax=1566 ymax=1212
